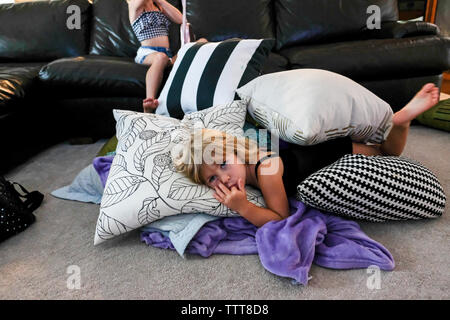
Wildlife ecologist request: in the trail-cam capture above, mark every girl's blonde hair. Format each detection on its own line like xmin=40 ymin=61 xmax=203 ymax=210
xmin=173 ymin=128 xmax=261 ymax=185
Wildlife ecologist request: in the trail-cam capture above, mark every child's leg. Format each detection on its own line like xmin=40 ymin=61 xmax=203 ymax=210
xmin=353 ymin=83 xmax=440 ymax=156
xmin=170 ymin=54 xmax=177 ymax=65
xmin=142 ymin=52 xmax=170 ymax=113
xmin=378 ymin=122 xmax=410 ymax=156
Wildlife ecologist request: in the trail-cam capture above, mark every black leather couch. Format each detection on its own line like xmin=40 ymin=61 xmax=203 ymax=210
xmin=1 ymin=0 xmax=449 ymax=173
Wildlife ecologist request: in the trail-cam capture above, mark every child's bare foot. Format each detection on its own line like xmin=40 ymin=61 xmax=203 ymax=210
xmin=393 ymin=83 xmax=440 ymax=126
xmin=143 ymin=98 xmax=159 ymax=113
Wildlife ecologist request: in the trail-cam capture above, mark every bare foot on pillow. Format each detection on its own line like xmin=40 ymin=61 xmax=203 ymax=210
xmin=143 ymin=97 xmax=159 ymax=113
xmin=393 ymin=83 xmax=440 ymax=126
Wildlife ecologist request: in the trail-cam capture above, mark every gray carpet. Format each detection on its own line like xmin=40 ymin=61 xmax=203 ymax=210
xmin=1 ymin=124 xmax=449 ymax=300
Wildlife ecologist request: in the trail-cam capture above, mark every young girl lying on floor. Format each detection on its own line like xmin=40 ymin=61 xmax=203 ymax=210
xmin=174 ymin=83 xmax=440 ymax=227
xmin=128 ymin=0 xmax=207 ymax=113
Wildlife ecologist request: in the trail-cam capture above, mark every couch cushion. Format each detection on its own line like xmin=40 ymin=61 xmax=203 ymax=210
xmin=89 ymin=0 xmax=140 ymax=57
xmin=279 ymin=36 xmax=450 ymax=80
xmin=49 ymin=96 xmax=144 ymax=140
xmin=38 ymin=55 xmax=161 ymax=98
xmin=359 ymin=73 xmax=442 ymax=112
xmin=274 ymin=0 xmax=398 ymax=50
xmin=89 ymin=0 xmax=181 ymax=57
xmin=0 ymin=66 xmax=41 ymax=115
xmin=0 ymin=0 xmax=91 ymax=62
xmin=186 ymin=0 xmax=274 ymax=41
xmin=261 ymin=52 xmax=289 ymax=75
xmin=0 ymin=62 xmax=47 ymax=69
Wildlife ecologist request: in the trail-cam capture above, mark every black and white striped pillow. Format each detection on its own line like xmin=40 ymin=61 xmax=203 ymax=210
xmin=296 ymin=154 xmax=446 ymax=222
xmin=156 ymin=38 xmax=275 ymax=119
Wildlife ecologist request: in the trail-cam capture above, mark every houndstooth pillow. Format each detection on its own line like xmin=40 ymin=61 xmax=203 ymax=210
xmin=296 ymin=154 xmax=446 ymax=222
xmin=94 ymin=101 xmax=266 ymax=245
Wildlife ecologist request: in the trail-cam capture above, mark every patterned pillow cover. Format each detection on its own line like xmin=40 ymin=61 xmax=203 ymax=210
xmin=296 ymin=154 xmax=446 ymax=222
xmin=94 ymin=101 xmax=266 ymax=245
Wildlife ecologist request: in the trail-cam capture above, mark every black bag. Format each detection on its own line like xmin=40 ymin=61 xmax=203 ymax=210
xmin=0 ymin=176 xmax=44 ymax=243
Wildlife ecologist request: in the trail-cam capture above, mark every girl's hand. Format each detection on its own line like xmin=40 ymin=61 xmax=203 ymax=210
xmin=213 ymin=179 xmax=249 ymax=213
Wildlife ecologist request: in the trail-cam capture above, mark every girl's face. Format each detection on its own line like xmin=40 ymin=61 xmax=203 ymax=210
xmin=200 ymin=152 xmax=246 ymax=189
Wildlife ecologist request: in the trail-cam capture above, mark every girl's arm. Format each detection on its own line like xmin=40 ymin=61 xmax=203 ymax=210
xmin=239 ymin=201 xmax=289 ymax=227
xmin=247 ymin=157 xmax=290 ymax=226
xmin=128 ymin=0 xmax=147 ymax=8
xmin=213 ymin=158 xmax=290 ymax=227
xmin=155 ymin=0 xmax=183 ymax=24
xmin=128 ymin=0 xmax=146 ymax=24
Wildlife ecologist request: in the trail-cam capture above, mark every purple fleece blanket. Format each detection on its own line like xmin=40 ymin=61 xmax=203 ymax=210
xmin=94 ymin=155 xmax=394 ymax=285
xmin=93 ymin=156 xmax=114 ymax=187
xmin=142 ymin=198 xmax=395 ymax=285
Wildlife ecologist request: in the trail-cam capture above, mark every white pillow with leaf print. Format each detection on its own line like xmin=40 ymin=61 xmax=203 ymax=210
xmin=94 ymin=100 xmax=266 ymax=245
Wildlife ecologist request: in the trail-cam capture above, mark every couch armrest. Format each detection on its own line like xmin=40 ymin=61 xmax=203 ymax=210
xmin=364 ymin=21 xmax=440 ymax=39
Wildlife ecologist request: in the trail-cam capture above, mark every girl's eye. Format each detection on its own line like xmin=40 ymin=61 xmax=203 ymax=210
xmin=220 ymin=161 xmax=227 ymax=169
xmin=209 ymin=176 xmax=216 ymax=184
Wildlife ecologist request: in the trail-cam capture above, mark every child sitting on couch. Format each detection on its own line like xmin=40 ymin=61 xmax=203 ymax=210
xmin=128 ymin=0 xmax=206 ymax=113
